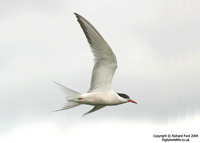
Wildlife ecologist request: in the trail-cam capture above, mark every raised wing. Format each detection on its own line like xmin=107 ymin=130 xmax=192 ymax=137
xmin=75 ymin=13 xmax=117 ymax=92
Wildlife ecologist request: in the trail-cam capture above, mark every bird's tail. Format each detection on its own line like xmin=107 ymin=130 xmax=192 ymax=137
xmin=53 ymin=81 xmax=81 ymax=112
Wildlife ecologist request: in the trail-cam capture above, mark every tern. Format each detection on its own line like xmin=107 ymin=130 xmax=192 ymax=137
xmin=54 ymin=13 xmax=137 ymax=116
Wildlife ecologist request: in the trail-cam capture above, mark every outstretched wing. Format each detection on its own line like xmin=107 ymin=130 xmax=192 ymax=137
xmin=82 ymin=105 xmax=105 ymax=117
xmin=75 ymin=13 xmax=117 ymax=92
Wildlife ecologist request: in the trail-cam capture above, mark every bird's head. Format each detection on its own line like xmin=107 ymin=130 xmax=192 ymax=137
xmin=117 ymin=93 xmax=137 ymax=104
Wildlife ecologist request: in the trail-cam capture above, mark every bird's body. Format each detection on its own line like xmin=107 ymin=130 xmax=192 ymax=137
xmin=54 ymin=13 xmax=137 ymax=116
xmin=71 ymin=91 xmax=125 ymax=106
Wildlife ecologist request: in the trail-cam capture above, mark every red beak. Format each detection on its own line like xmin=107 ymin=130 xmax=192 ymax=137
xmin=128 ymin=99 xmax=137 ymax=104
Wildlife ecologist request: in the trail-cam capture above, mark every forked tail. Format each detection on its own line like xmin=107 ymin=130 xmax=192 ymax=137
xmin=53 ymin=81 xmax=81 ymax=112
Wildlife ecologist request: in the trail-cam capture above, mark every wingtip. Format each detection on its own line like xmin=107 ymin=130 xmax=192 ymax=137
xmin=81 ymin=112 xmax=88 ymax=117
xmin=74 ymin=12 xmax=85 ymax=20
xmin=74 ymin=12 xmax=80 ymax=18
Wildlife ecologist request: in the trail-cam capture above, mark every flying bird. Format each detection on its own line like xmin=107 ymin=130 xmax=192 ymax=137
xmin=54 ymin=13 xmax=137 ymax=116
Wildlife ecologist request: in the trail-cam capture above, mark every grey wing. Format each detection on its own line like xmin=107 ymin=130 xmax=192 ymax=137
xmin=82 ymin=105 xmax=105 ymax=117
xmin=75 ymin=13 xmax=117 ymax=92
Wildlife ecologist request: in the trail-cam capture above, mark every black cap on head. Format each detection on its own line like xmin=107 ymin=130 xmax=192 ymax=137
xmin=117 ymin=93 xmax=130 ymax=99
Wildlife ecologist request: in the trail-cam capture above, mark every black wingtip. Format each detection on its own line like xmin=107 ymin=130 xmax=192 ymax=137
xmin=74 ymin=13 xmax=85 ymax=21
xmin=74 ymin=12 xmax=80 ymax=18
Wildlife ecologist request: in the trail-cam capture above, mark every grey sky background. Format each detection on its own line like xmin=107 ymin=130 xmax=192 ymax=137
xmin=0 ymin=0 xmax=200 ymax=142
